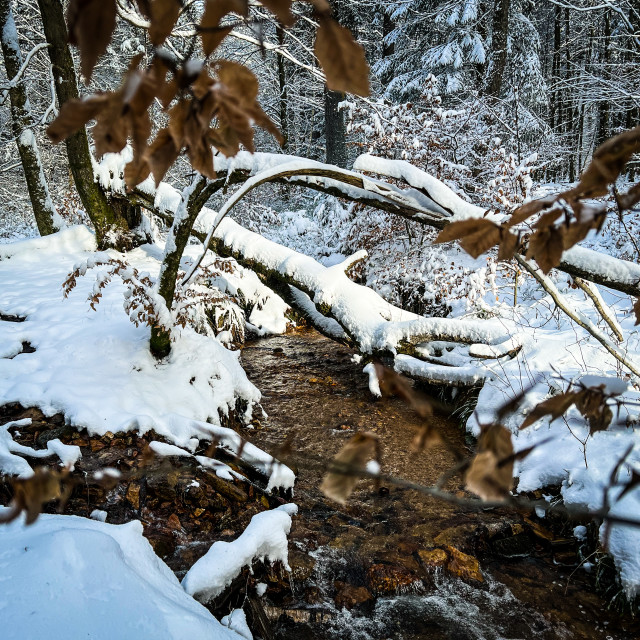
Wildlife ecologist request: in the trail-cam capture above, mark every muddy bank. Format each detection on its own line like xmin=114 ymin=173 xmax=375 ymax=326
xmin=239 ymin=328 xmax=639 ymax=640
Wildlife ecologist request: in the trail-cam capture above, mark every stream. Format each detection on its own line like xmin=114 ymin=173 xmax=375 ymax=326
xmin=240 ymin=328 xmax=640 ymax=640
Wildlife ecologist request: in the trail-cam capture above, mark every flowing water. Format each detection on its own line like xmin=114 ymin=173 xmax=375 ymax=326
xmin=240 ymin=328 xmax=640 ymax=640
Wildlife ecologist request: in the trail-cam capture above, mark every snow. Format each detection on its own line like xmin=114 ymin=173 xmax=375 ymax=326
xmin=0 ymin=227 xmax=294 ymax=490
xmin=0 ymin=512 xmax=244 ymax=640
xmin=182 ymin=504 xmax=298 ymax=603
xmin=0 ymin=418 xmax=81 ymax=477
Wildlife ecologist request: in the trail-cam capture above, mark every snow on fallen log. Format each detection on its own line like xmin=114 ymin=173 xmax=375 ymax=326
xmin=353 ymin=153 xmax=489 ymax=221
xmin=394 ymin=355 xmax=490 ymax=387
xmin=182 ymin=504 xmax=298 ymax=604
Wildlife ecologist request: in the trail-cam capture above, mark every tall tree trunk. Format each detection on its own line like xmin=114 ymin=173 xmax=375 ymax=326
xmin=276 ymin=25 xmax=289 ymax=152
xmin=0 ymin=0 xmax=60 ymax=236
xmin=36 ymin=0 xmax=136 ymax=249
xmin=485 ymin=0 xmax=511 ymax=97
xmin=596 ymin=10 xmax=611 ymax=146
xmin=324 ymin=88 xmax=347 ymax=168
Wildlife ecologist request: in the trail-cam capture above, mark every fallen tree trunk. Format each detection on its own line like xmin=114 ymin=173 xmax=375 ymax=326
xmin=132 ymin=179 xmax=518 ymax=387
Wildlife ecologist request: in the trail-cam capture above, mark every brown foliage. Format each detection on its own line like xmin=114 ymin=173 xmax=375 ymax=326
xmin=520 ymin=383 xmax=620 ymax=436
xmin=51 ymin=0 xmax=371 ymax=188
xmin=437 ymin=128 xmax=640 ymax=273
xmin=0 ymin=467 xmax=71 ymax=526
xmin=320 ymin=432 xmax=379 ymax=504
xmin=315 ymin=15 xmax=370 ymax=97
xmin=464 ymin=424 xmax=513 ymax=501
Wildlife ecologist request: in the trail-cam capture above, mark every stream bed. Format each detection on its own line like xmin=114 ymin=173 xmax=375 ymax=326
xmin=240 ymin=328 xmax=639 ymax=640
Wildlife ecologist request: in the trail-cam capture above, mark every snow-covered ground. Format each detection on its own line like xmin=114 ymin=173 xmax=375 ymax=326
xmin=0 ymin=511 xmax=246 ymax=640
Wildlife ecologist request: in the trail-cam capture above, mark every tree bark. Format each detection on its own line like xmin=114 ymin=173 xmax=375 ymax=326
xmin=0 ymin=0 xmax=60 ymax=236
xmin=276 ymin=25 xmax=289 ymax=152
xmin=36 ymin=0 xmax=133 ymax=249
xmin=149 ymin=176 xmax=209 ymax=358
xmin=485 ymin=0 xmax=511 ymax=97
xmin=324 ymin=88 xmax=347 ymax=168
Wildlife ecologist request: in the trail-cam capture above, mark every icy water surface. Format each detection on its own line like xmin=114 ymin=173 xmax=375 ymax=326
xmin=241 ymin=328 xmax=639 ymax=640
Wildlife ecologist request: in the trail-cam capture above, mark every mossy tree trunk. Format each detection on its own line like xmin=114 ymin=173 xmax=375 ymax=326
xmin=150 ymin=176 xmax=211 ymax=358
xmin=36 ymin=0 xmax=135 ymax=249
xmin=0 ymin=0 xmax=60 ymax=236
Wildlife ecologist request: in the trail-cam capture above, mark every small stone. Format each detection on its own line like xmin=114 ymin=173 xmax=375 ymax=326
xmin=125 ymin=483 xmax=140 ymax=509
xmin=102 ymin=431 xmax=115 ymax=442
xmin=366 ymin=563 xmax=420 ymax=596
xmin=90 ymin=439 xmax=107 ymax=452
xmin=334 ymin=582 xmax=372 ymax=609
xmin=167 ymin=513 xmax=182 ymax=530
xmin=445 ymin=546 xmax=483 ymax=583
xmin=418 ymin=548 xmax=448 ymax=568
xmin=194 ymin=508 xmax=205 ymax=517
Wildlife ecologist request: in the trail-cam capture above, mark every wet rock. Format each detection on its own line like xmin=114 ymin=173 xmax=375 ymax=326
xmin=334 ymin=581 xmax=373 ymax=609
xmin=125 ymin=482 xmax=141 ymax=509
xmin=200 ymin=469 xmax=248 ymax=503
xmin=288 ymin=550 xmax=316 ymax=583
xmin=445 ymin=546 xmax=484 ymax=583
xmin=491 ymin=533 xmax=533 ymax=558
xmin=167 ymin=513 xmax=182 ymax=530
xmin=366 ymin=563 xmax=421 ymax=596
xmin=418 ymin=548 xmax=448 ymax=568
xmin=433 ymin=523 xmax=481 ymax=553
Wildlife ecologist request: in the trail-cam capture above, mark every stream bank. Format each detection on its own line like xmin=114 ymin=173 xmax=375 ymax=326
xmin=0 ymin=327 xmax=638 ymax=639
xmin=239 ymin=328 xmax=640 ymax=640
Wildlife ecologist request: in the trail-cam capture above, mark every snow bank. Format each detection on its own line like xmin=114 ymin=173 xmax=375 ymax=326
xmin=183 ymin=503 xmax=298 ymax=603
xmin=0 ymin=228 xmax=294 ymax=489
xmin=0 ymin=512 xmax=243 ymax=640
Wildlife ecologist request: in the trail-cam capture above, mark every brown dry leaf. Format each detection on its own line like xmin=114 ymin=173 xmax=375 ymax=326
xmin=525 ymin=226 xmax=564 ymax=274
xmin=260 ymin=0 xmax=295 ymax=26
xmin=124 ymin=157 xmax=151 ymax=189
xmin=565 ymin=127 xmax=640 ymax=201
xmin=314 ymin=16 xmax=370 ymax=97
xmin=575 ymin=387 xmax=613 ymax=435
xmin=66 ymin=0 xmax=117 ymax=81
xmin=0 ymin=467 xmax=68 ymax=526
xmin=320 ymin=432 xmax=378 ymax=504
xmin=464 ymin=424 xmax=513 ymax=501
xmin=47 ymin=95 xmax=110 ymax=143
xmin=617 ymin=182 xmax=640 ymax=211
xmin=200 ymin=0 xmax=247 ymax=55
xmin=634 ymin=299 xmax=640 ymax=326
xmin=92 ymin=92 xmax=129 ymax=158
xmin=145 ymin=128 xmax=180 ymax=185
xmin=507 ymin=197 xmax=557 ymax=228
xmin=520 ymin=391 xmax=581 ymax=429
xmin=149 ymin=0 xmax=182 ymax=46
xmin=436 ymin=218 xmax=497 ymax=244
xmin=497 ymin=229 xmax=519 ymax=261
